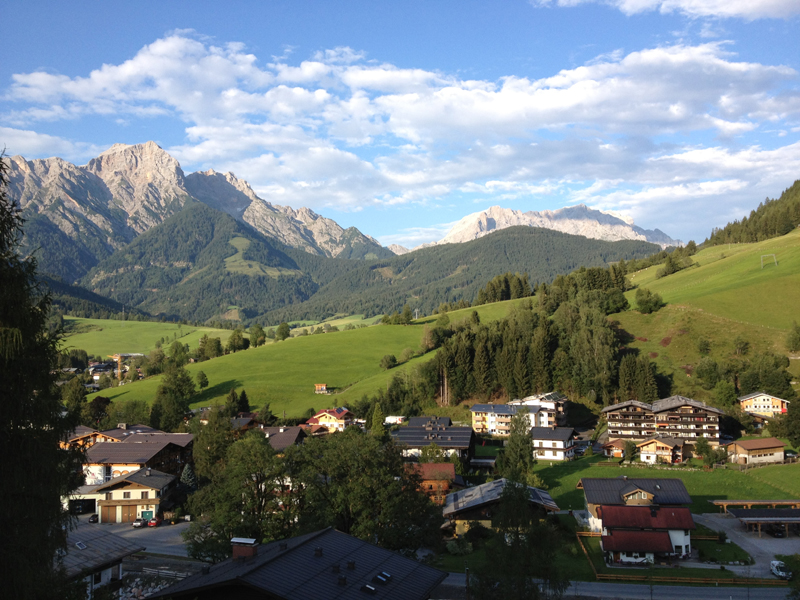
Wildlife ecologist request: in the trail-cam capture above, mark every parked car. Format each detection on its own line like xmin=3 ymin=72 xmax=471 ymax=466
xmin=148 ymin=516 xmax=163 ymax=527
xmin=132 ymin=518 xmax=147 ymax=528
xmin=88 ymin=514 xmax=98 ymax=523
xmin=771 ymin=560 xmax=792 ymax=579
xmin=785 ymin=449 xmax=798 ymax=458
xmin=768 ymin=526 xmax=785 ymax=538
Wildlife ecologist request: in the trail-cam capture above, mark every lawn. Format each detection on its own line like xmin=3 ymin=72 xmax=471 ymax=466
xmin=694 ymin=538 xmax=752 ymax=564
xmin=528 ymin=457 xmax=800 ymax=514
xmin=62 ymin=317 xmax=234 ymax=357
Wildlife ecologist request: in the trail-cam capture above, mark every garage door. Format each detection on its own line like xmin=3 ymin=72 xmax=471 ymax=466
xmin=121 ymin=505 xmax=136 ymax=522
xmin=101 ymin=506 xmax=115 ymax=523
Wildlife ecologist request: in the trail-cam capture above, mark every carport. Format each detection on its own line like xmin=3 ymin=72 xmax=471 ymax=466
xmin=728 ymin=508 xmax=800 ymax=538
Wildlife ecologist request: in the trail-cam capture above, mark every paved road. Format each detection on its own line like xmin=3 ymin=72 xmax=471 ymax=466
xmin=439 ymin=574 xmax=790 ymax=599
xmin=77 ymin=514 xmax=190 ymax=556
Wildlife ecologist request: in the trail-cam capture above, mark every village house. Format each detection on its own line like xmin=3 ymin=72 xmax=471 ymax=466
xmin=61 ymin=522 xmax=144 ymax=597
xmin=407 ymin=415 xmax=451 ymax=427
xmin=92 ymin=468 xmax=177 ymax=523
xmin=470 ymin=403 xmax=555 ymax=435
xmin=578 ymin=476 xmax=692 ymax=532
xmin=508 ymin=392 xmax=566 ymax=424
xmin=602 ymin=439 xmax=627 ymax=458
xmin=443 ymin=478 xmax=559 ymax=536
xmin=406 ymin=462 xmax=465 ymax=506
xmin=61 ymin=425 xmax=119 ymax=450
xmin=531 ymin=426 xmax=576 ymax=461
xmin=391 ymin=419 xmax=476 ymax=461
xmin=738 ymin=392 xmax=790 ymax=423
xmin=305 ymin=407 xmax=353 ymax=432
xmin=599 ymin=505 xmax=695 ymax=564
xmin=636 ymin=437 xmax=688 ymax=464
xmin=262 ymin=426 xmax=306 ymax=453
xmin=148 ymin=528 xmax=446 ymax=600
xmin=726 ymin=437 xmax=786 ymax=465
xmin=577 ymin=476 xmax=694 ymax=564
xmin=602 ymin=396 xmax=722 ymax=445
xmin=84 ymin=437 xmax=192 ymax=485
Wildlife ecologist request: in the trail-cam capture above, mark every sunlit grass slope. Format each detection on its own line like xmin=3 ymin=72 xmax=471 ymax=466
xmin=62 ymin=317 xmax=235 ymax=357
xmin=626 ymin=229 xmax=800 ymax=330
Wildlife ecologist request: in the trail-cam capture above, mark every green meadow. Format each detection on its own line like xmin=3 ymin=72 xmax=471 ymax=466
xmin=85 ymin=298 xmax=526 ymax=415
xmin=62 ymin=317 xmax=234 ymax=358
xmin=626 ymin=228 xmax=800 ymax=331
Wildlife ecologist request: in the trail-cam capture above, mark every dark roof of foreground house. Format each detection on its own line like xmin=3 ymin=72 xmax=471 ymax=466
xmin=407 ymin=416 xmax=452 ymax=428
xmin=530 ymin=427 xmax=575 ymax=442
xmin=599 ymin=506 xmax=695 ymax=530
xmin=86 ymin=441 xmax=172 ymax=465
xmin=601 ymin=396 xmax=723 ymax=415
xmin=601 ymin=530 xmax=673 ymax=553
xmin=578 ymin=477 xmax=691 ymax=506
xmin=149 ymin=527 xmax=446 ymax=600
xmin=443 ymin=478 xmax=559 ymax=517
xmin=391 ymin=426 xmax=474 ymax=450
xmin=119 ymin=432 xmax=194 ymax=447
xmin=92 ymin=468 xmax=176 ymax=493
xmin=263 ymin=426 xmax=306 ymax=452
xmin=100 ymin=424 xmax=163 ymax=440
xmin=62 ymin=522 xmax=145 ymax=580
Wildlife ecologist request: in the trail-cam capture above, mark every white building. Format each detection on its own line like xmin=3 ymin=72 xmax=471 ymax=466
xmin=531 ymin=426 xmax=576 ymax=461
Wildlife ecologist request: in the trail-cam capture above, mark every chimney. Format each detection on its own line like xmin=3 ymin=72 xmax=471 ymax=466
xmin=622 ymin=475 xmax=627 ymax=481
xmin=314 ymin=547 xmax=323 ymax=557
xmin=347 ymin=560 xmax=356 ymax=570
xmin=231 ymin=537 xmax=258 ymax=560
xmin=118 ymin=423 xmax=127 ymax=430
xmin=145 ymin=468 xmax=151 ymax=477
xmin=338 ymin=576 xmax=347 ymax=586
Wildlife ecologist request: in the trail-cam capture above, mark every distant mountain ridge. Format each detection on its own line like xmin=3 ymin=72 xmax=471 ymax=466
xmin=424 ymin=205 xmax=681 ymax=250
xmin=5 ymin=142 xmax=391 ymax=281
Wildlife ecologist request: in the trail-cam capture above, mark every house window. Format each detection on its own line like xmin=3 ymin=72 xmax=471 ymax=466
xmin=123 ymin=492 xmax=131 ymax=499
xmin=141 ymin=491 xmax=149 ymax=500
xmin=105 ymin=493 xmax=112 ymax=501
xmin=674 ymin=545 xmax=681 ymax=554
xmin=93 ymin=572 xmax=102 ymax=585
xmin=552 ymin=442 xmax=557 ymax=448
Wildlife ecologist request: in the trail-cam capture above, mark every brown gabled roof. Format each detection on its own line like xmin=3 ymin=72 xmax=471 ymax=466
xmin=408 ymin=462 xmax=456 ymax=481
xmin=636 ymin=437 xmax=685 ymax=449
xmin=86 ymin=441 xmax=172 ymax=465
xmin=602 ymin=439 xmax=627 ymax=449
xmin=599 ymin=505 xmax=695 ymax=530
xmin=731 ymin=437 xmax=785 ymax=451
xmin=601 ymin=530 xmax=673 ymax=553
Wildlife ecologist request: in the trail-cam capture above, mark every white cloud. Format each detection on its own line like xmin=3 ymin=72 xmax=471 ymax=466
xmin=531 ymin=0 xmax=800 ymax=20
xmin=0 ymin=127 xmax=102 ymax=162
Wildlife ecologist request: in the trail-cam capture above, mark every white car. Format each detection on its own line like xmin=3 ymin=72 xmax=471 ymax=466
xmin=771 ymin=560 xmax=792 ymax=580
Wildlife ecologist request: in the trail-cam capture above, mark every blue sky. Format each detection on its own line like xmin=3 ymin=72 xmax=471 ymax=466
xmin=2 ymin=0 xmax=799 ymax=246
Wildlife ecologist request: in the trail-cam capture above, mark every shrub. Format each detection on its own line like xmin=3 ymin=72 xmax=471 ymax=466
xmin=635 ymin=287 xmax=663 ymax=314
xmin=379 ymin=354 xmax=398 ymax=370
xmin=446 ymin=538 xmax=473 ymax=556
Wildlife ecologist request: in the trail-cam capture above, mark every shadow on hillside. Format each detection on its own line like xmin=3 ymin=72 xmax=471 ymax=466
xmin=194 ymin=379 xmax=242 ymax=405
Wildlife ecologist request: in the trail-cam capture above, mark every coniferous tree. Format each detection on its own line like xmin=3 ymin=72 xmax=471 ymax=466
xmin=194 ymin=406 xmax=234 ymax=482
xmin=237 ymin=389 xmax=250 ymax=414
xmin=225 ymin=389 xmax=239 ymax=417
xmin=500 ymin=410 xmax=536 ymax=484
xmin=370 ymin=404 xmax=386 ymax=439
xmin=1 ymin=156 xmax=84 ymax=599
xmin=180 ymin=462 xmax=198 ymax=493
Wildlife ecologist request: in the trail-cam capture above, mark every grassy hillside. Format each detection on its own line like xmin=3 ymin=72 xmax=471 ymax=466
xmin=85 ymin=299 xmax=523 ymax=415
xmin=626 ymin=228 xmax=800 ymax=330
xmin=613 ymin=229 xmax=800 ymax=401
xmin=62 ymin=318 xmax=234 ymax=357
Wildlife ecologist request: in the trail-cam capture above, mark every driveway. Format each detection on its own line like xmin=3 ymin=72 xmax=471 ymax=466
xmin=693 ymin=512 xmax=800 ymax=578
xmin=77 ymin=514 xmax=190 ymax=557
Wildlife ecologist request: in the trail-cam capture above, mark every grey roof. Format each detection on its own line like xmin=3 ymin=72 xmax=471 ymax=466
xmin=391 ymin=426 xmax=474 ymax=450
xmin=728 ymin=508 xmax=800 ymax=522
xmin=407 ymin=416 xmax=452 ymax=427
xmin=579 ymin=477 xmax=692 ymax=506
xmin=93 ymin=468 xmax=176 ymax=492
xmin=263 ymin=426 xmax=306 ymax=451
xmin=67 ymin=425 xmax=98 ymax=441
xmin=62 ymin=522 xmax=145 ymax=580
xmin=119 ymin=432 xmax=194 ymax=447
xmin=530 ymin=427 xmax=575 ymax=442
xmin=601 ymin=400 xmax=652 ymax=413
xmin=443 ymin=478 xmax=559 ymax=517
xmin=86 ymin=441 xmax=171 ymax=465
xmin=738 ymin=391 xmax=789 ymax=403
xmin=652 ymin=395 xmax=724 ymax=415
xmin=470 ymin=404 xmax=520 ymax=415
xmin=149 ymin=527 xmax=446 ymax=600
xmin=601 ymin=396 xmax=723 ymax=415
xmin=100 ymin=424 xmax=163 ymax=440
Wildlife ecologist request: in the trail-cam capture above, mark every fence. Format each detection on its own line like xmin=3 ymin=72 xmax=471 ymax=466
xmin=142 ymin=567 xmax=190 ymax=580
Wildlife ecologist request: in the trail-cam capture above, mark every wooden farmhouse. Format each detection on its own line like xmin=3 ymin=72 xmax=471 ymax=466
xmin=92 ymin=468 xmax=177 ymax=523
xmin=636 ymin=437 xmax=688 ymax=464
xmin=726 ymin=437 xmax=786 ymax=465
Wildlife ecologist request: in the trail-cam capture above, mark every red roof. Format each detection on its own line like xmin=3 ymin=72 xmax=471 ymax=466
xmin=601 ymin=530 xmax=673 ymax=552
xmin=408 ymin=463 xmax=456 ymax=481
xmin=599 ymin=505 xmax=695 ymax=530
xmin=313 ymin=407 xmax=353 ymax=420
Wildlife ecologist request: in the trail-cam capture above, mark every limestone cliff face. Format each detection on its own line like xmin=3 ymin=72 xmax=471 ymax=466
xmin=434 ymin=205 xmax=681 ymax=249
xmin=6 ymin=142 xmax=391 ymax=280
